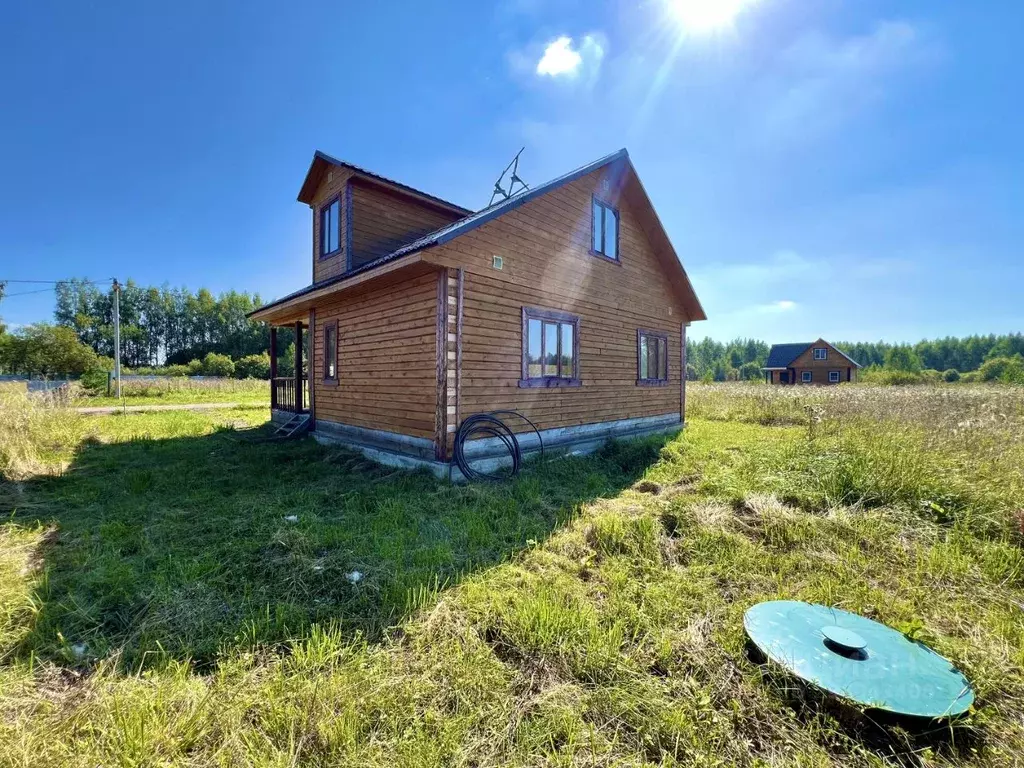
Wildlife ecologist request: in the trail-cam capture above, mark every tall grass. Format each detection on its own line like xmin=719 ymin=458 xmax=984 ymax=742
xmin=1 ymin=385 xmax=1023 ymax=765
xmin=0 ymin=386 xmax=87 ymax=480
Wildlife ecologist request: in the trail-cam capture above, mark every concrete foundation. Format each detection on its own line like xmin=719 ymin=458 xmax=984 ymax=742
xmin=310 ymin=413 xmax=683 ymax=481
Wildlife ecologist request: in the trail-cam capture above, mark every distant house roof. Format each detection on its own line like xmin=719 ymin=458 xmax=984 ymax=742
xmin=763 ymin=340 xmax=862 ymax=369
xmin=252 ymin=148 xmax=707 ymax=323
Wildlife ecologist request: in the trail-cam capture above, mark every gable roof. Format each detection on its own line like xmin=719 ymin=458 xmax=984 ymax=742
xmin=763 ymin=340 xmax=862 ymax=369
xmin=252 ymin=148 xmax=706 ymax=322
xmin=383 ymin=148 xmax=630 ymax=262
xmin=297 ymin=150 xmax=473 ymax=215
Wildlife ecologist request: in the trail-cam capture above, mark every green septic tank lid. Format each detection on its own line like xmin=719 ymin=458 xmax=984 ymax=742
xmin=743 ymin=601 xmax=974 ymax=719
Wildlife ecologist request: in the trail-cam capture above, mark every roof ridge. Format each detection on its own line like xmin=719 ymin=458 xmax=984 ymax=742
xmin=307 ymin=151 xmax=474 ymax=214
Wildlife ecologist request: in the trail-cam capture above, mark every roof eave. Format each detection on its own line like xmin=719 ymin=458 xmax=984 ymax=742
xmin=296 ymin=151 xmax=472 ymax=215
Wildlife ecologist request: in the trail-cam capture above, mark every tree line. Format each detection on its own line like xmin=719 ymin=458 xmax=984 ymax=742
xmin=684 ymin=334 xmax=1024 ymax=381
xmin=0 ymin=278 xmax=298 ymax=379
xmin=52 ymin=278 xmax=273 ymax=366
xmin=0 ymin=277 xmax=1022 ymax=383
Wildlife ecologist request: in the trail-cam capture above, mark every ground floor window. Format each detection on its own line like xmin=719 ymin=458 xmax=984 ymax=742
xmin=520 ymin=307 xmax=581 ymax=388
xmin=323 ymin=321 xmax=338 ymax=381
xmin=802 ymin=371 xmax=812 ymax=383
xmin=637 ymin=329 xmax=668 ymax=384
xmin=829 ymin=370 xmax=841 ymax=383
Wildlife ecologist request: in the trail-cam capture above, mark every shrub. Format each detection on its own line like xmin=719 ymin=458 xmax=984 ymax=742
xmin=186 ymin=359 xmax=204 ymax=376
xmin=163 ymin=364 xmax=190 ymax=377
xmin=920 ymin=368 xmax=943 ymax=384
xmin=980 ymin=355 xmax=1024 ymax=385
xmin=201 ymin=352 xmax=235 ymax=378
xmin=961 ymin=371 xmax=980 ymax=383
xmin=235 ymin=353 xmax=271 ymax=380
xmin=738 ymin=361 xmax=762 ymax=381
xmin=80 ymin=367 xmax=110 ymax=393
xmin=943 ymin=369 xmax=961 ymax=383
xmin=859 ymin=366 xmax=923 ymax=386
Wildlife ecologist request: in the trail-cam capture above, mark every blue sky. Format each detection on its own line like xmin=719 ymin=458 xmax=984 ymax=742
xmin=1 ymin=0 xmax=1021 ymax=342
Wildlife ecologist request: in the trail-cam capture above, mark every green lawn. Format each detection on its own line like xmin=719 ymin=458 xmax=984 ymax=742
xmin=0 ymin=385 xmax=1023 ymax=766
xmin=76 ymin=377 xmax=269 ymax=407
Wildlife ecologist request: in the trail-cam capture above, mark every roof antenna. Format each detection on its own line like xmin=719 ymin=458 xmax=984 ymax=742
xmin=489 ymin=147 xmax=529 ymax=206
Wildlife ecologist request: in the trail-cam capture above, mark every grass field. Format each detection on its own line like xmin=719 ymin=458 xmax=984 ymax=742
xmin=75 ymin=377 xmax=269 ymax=407
xmin=0 ymin=383 xmax=1022 ymax=766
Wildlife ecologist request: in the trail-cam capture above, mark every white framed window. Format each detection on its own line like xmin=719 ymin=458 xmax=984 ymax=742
xmin=829 ymin=371 xmax=841 ymax=383
xmin=813 ymin=348 xmax=827 ymax=360
xmin=802 ymin=371 xmax=813 ymax=383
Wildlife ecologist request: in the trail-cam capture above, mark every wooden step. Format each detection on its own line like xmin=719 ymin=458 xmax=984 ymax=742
xmin=273 ymin=414 xmax=311 ymax=438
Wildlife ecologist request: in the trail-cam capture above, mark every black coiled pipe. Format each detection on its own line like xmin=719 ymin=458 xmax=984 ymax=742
xmin=452 ymin=410 xmax=544 ymax=481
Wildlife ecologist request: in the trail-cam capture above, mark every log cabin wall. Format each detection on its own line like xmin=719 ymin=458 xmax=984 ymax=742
xmin=349 ymin=181 xmax=463 ymax=271
xmin=429 ymin=166 xmax=691 ymax=438
xmin=310 ymin=270 xmax=440 ymax=439
xmin=310 ymin=168 xmax=355 ymax=284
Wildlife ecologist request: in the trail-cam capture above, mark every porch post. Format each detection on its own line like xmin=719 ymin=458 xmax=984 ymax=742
xmin=294 ymin=320 xmax=303 ymax=413
xmin=269 ymin=326 xmax=278 ymax=410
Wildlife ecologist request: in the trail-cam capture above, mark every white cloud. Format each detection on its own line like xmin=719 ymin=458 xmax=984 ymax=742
xmin=535 ymin=35 xmax=604 ymax=78
xmin=537 ymin=37 xmax=581 ymax=76
xmin=766 ymin=299 xmax=796 ymax=312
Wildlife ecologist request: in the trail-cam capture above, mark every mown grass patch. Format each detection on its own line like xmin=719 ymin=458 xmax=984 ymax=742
xmin=0 ymin=385 xmax=1022 ymax=765
xmin=79 ymin=376 xmax=269 ymax=407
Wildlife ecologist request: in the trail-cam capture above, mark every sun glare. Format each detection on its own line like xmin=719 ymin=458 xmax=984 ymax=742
xmin=669 ymin=0 xmax=757 ymax=33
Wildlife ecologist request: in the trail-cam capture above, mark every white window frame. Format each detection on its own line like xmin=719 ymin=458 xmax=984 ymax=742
xmin=813 ymin=348 xmax=827 ymax=360
xmin=802 ymin=371 xmax=813 ymax=383
xmin=829 ymin=370 xmax=841 ymax=383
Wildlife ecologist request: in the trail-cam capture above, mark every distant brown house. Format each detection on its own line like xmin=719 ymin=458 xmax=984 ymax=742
xmin=762 ymin=339 xmax=861 ymax=385
xmin=249 ymin=149 xmax=706 ymax=477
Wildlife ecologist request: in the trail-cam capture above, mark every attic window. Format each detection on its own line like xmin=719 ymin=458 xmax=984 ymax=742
xmin=814 ymin=347 xmax=827 ymax=360
xmin=320 ymin=197 xmax=341 ymax=258
xmin=591 ymin=197 xmax=619 ymax=261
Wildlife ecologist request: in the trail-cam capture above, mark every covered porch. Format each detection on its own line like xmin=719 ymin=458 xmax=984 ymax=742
xmin=268 ymin=320 xmax=310 ymax=415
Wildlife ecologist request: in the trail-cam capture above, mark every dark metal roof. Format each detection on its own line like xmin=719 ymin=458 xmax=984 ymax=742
xmin=383 ymin=148 xmax=629 ymax=261
xmin=297 ymin=151 xmax=473 ymax=214
xmin=252 ymin=150 xmax=630 ymax=319
xmin=764 ymin=343 xmax=814 ymax=369
xmin=253 ymin=147 xmax=707 ymax=323
xmin=764 ymin=341 xmax=863 ymax=369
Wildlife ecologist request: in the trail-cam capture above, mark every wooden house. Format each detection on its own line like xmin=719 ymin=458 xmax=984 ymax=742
xmin=762 ymin=340 xmax=861 ymax=385
xmin=249 ymin=149 xmax=706 ymax=477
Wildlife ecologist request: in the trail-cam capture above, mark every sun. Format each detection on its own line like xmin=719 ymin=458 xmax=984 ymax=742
xmin=668 ymin=0 xmax=757 ymax=33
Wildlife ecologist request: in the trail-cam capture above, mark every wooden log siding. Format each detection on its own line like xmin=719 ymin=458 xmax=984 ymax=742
xmin=310 ymin=169 xmax=355 ymax=284
xmin=424 ymin=165 xmax=690 ymax=434
xmin=310 ymin=270 xmax=439 ymax=439
xmin=350 ymin=181 xmax=463 ymax=271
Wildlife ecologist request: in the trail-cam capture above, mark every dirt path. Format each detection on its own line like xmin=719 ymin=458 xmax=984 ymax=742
xmin=74 ymin=402 xmax=247 ymax=415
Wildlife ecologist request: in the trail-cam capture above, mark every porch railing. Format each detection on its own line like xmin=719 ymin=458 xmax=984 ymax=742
xmin=272 ymin=377 xmax=308 ymax=413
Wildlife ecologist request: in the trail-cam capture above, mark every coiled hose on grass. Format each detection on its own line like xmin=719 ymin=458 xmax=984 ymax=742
xmin=452 ymin=410 xmax=544 ymax=481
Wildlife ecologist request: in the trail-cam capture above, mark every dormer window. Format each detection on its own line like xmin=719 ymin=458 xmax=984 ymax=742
xmin=591 ymin=197 xmax=619 ymax=261
xmin=813 ymin=348 xmax=827 ymax=360
xmin=320 ymin=197 xmax=341 ymax=258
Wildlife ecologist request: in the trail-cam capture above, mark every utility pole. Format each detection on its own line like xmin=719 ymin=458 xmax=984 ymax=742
xmin=112 ymin=278 xmax=122 ymax=399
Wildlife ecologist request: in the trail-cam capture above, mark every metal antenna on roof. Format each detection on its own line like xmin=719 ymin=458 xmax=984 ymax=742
xmin=489 ymin=147 xmax=529 ymax=206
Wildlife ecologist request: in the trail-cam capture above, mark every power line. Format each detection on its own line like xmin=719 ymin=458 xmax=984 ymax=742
xmin=0 ymin=278 xmax=104 ymax=286
xmin=1 ymin=287 xmax=56 ymax=298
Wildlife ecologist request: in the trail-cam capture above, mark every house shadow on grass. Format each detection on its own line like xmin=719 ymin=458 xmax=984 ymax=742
xmin=3 ymin=426 xmax=670 ymax=671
